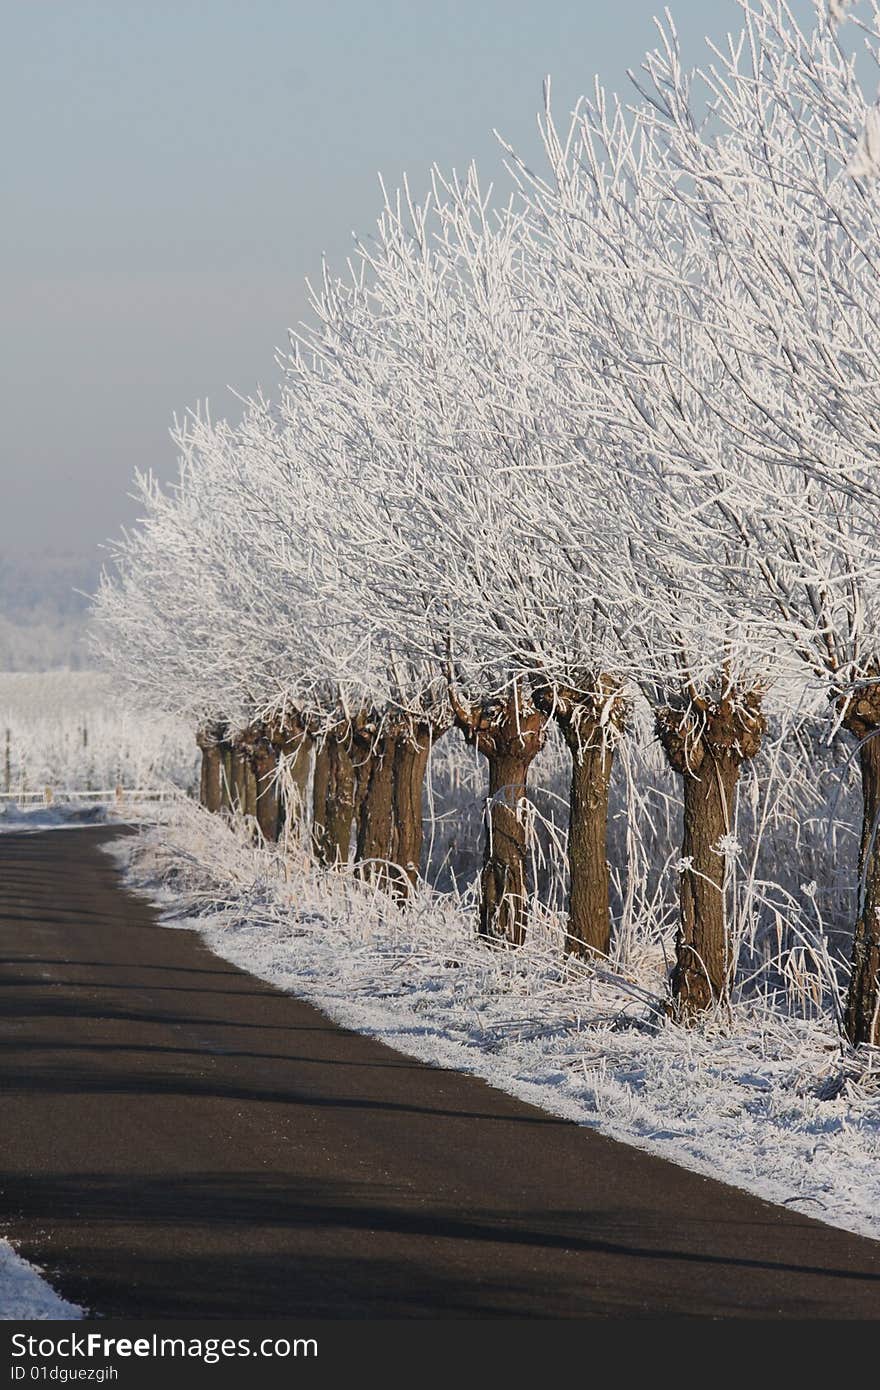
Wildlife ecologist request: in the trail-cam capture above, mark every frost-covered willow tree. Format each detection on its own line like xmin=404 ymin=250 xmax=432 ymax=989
xmin=271 ymin=191 xmax=540 ymax=940
xmin=265 ymin=227 xmax=507 ymax=905
xmin=504 ymin=75 xmax=783 ymax=1018
xmin=92 ymin=429 xmax=250 ymax=815
xmin=596 ymin=0 xmax=880 ymax=1044
xmin=167 ymin=399 xmax=341 ymax=844
xmin=300 ymin=169 xmax=634 ymax=952
xmin=94 ymin=399 xmax=330 ymax=844
xmin=176 ymin=389 xmax=451 ymax=880
xmin=423 ymin=173 xmax=630 ymax=959
xmin=224 ymin=339 xmax=452 ymax=893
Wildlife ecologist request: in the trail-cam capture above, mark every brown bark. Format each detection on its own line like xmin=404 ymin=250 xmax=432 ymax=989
xmin=198 ymin=738 xmax=209 ymax=807
xmin=311 ymin=741 xmax=333 ymax=865
xmin=391 ymin=728 xmax=433 ymax=897
xmin=841 ymin=688 xmax=880 ymax=1046
xmin=225 ymin=728 xmax=268 ymax=835
xmin=251 ymin=735 xmax=281 ymax=843
xmin=349 ymin=715 xmax=443 ymax=897
xmin=325 ymin=737 xmax=356 ymax=865
xmin=263 ymin=714 xmax=313 ymax=841
xmin=353 ymin=744 xmax=374 ymax=829
xmin=451 ymin=687 xmax=548 ymax=947
xmin=309 ymin=734 xmax=355 ymax=866
xmin=482 ymin=748 xmax=533 ymax=945
xmin=538 ymin=680 xmax=626 ymax=961
xmin=656 ymin=692 xmax=765 ymax=1022
xmin=245 ymin=759 xmax=258 ymax=820
xmin=231 ymin=740 xmax=250 ymax=817
xmin=195 ymin=728 xmax=225 ymax=814
xmin=564 ymin=739 xmax=615 ymax=959
xmin=355 ymin=734 xmax=397 ymax=888
xmin=217 ymin=743 xmax=233 ymax=812
xmin=280 ymin=732 xmax=313 ymax=834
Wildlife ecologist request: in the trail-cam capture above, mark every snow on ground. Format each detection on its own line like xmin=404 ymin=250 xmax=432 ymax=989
xmin=112 ymin=803 xmax=880 ymax=1245
xmin=0 ymin=1240 xmax=82 ymax=1320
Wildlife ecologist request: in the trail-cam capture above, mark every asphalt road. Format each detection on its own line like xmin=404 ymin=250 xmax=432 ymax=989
xmin=0 ymin=825 xmax=878 ymax=1319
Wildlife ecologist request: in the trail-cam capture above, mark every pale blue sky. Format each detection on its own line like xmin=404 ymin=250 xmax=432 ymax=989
xmin=3 ymin=0 xmax=817 ymax=557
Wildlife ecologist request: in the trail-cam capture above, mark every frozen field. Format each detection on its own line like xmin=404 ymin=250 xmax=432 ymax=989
xmin=0 ymin=671 xmax=198 ymax=800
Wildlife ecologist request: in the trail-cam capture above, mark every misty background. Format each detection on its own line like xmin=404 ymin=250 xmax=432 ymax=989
xmin=3 ymin=0 xmax=797 ymax=668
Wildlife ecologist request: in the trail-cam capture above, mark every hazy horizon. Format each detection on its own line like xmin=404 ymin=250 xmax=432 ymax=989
xmin=3 ymin=0 xmax=816 ymax=591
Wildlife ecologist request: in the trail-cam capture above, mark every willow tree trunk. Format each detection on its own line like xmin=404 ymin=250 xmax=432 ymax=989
xmin=353 ymin=744 xmax=374 ymax=831
xmin=481 ymin=748 xmax=534 ymax=946
xmin=656 ymin=694 xmax=765 ymax=1022
xmin=550 ymin=686 xmax=625 ymax=961
xmin=355 ymin=736 xmax=396 ymax=888
xmin=280 ymin=732 xmax=313 ymax=837
xmin=675 ymin=752 xmax=742 ymax=1012
xmin=219 ymin=744 xmax=234 ymax=812
xmin=325 ymin=737 xmax=356 ymax=865
xmin=842 ymin=695 xmax=880 ymax=1046
xmin=451 ymin=690 xmax=548 ymax=948
xmin=391 ymin=730 xmax=433 ymax=897
xmin=565 ymin=739 xmax=614 ymax=958
xmin=245 ymin=759 xmax=258 ymax=820
xmin=251 ymin=737 xmax=281 ymax=843
xmin=196 ymin=729 xmax=224 ymax=813
xmin=311 ymin=742 xmax=333 ymax=865
xmin=231 ymin=741 xmax=250 ymax=817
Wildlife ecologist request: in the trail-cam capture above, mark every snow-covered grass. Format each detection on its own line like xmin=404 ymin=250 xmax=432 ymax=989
xmin=0 ymin=671 xmax=198 ymax=796
xmin=0 ymin=1241 xmax=82 ymax=1320
xmin=113 ymin=800 xmax=880 ymax=1245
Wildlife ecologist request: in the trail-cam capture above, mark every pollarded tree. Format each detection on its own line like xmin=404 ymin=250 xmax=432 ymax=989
xmin=199 ymin=392 xmax=411 ymax=863
xmin=505 ymin=75 xmax=784 ymax=1018
xmin=279 ymin=183 xmax=544 ymax=941
xmin=166 ymin=399 xmax=320 ymax=841
xmin=426 ymin=171 xmax=631 ymax=959
xmin=92 ymin=437 xmax=250 ymax=812
xmin=95 ymin=397 xmax=340 ymax=845
xmin=205 ymin=324 xmax=455 ymax=892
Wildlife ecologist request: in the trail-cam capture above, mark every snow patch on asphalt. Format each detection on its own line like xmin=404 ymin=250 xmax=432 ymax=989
xmin=0 ymin=1240 xmax=82 ymax=1320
